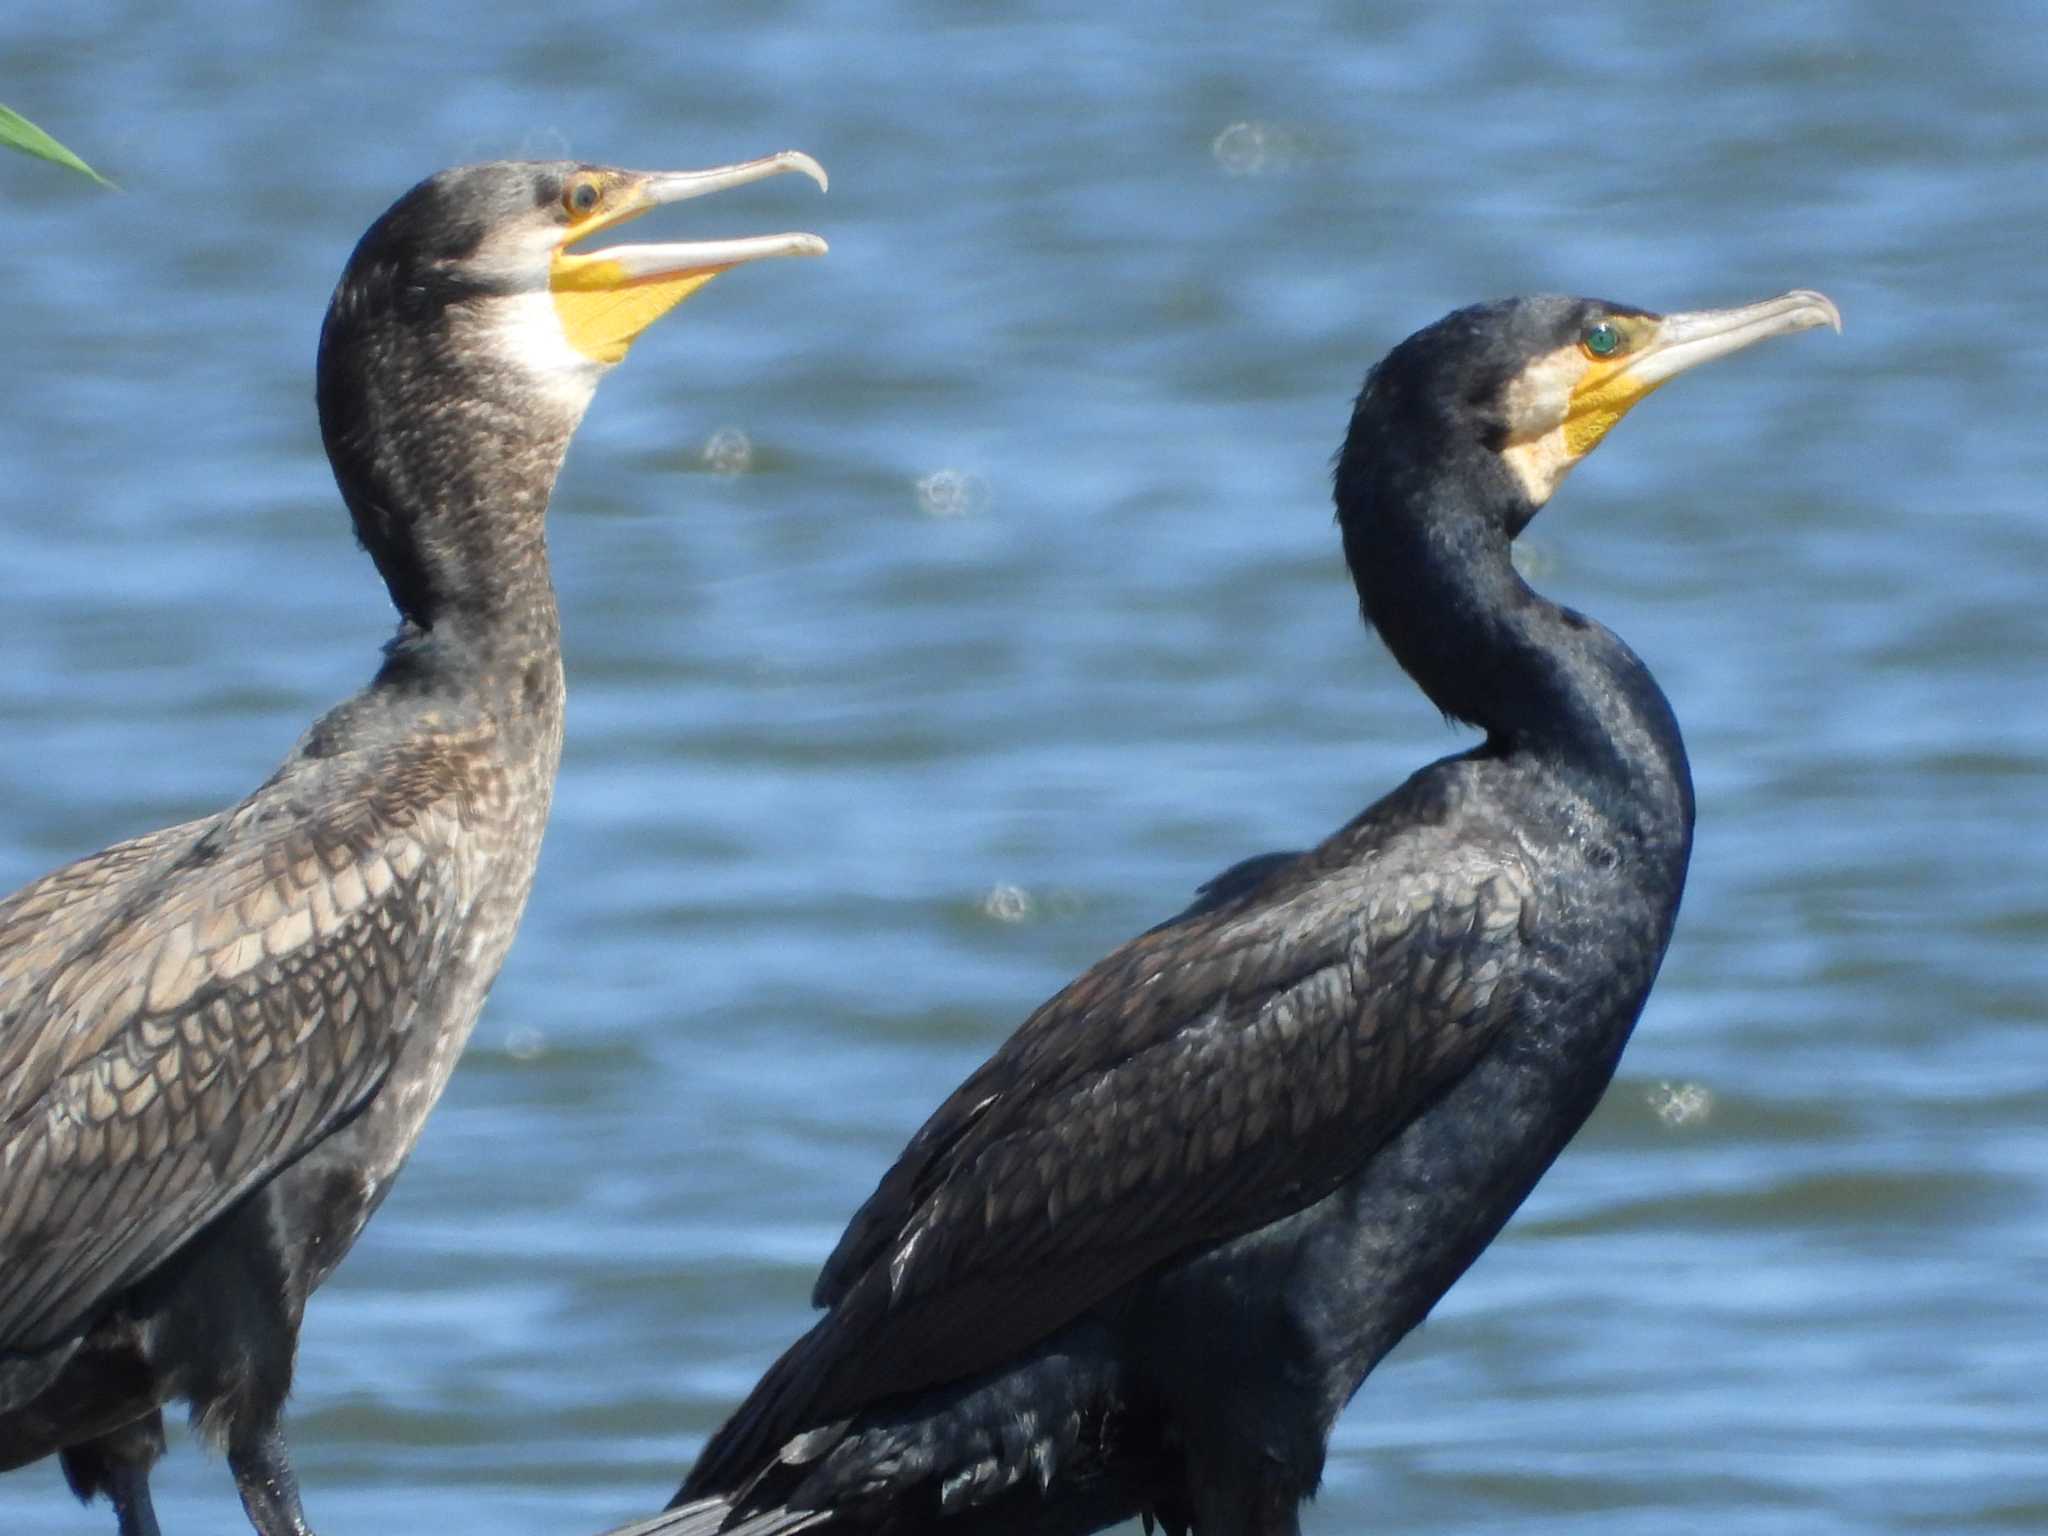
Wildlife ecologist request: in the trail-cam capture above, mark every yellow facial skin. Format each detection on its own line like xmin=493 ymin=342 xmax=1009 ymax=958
xmin=543 ymin=154 xmax=830 ymax=366
xmin=1500 ymin=291 xmax=1841 ymax=507
xmin=549 ymin=173 xmax=717 ymax=366
xmin=1559 ymin=316 xmax=1661 ymax=458
xmin=551 ymin=259 xmax=721 ymax=367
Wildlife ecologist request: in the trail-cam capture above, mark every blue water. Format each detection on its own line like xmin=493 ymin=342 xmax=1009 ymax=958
xmin=3 ymin=3 xmax=2044 ymax=1532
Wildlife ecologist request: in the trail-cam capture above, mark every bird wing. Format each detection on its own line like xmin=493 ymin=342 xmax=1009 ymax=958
xmin=0 ymin=735 xmax=478 ymax=1354
xmin=803 ymin=813 xmax=1539 ymax=1416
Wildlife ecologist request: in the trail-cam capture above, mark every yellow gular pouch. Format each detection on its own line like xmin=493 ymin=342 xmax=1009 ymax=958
xmin=549 ymin=256 xmax=722 ymax=366
xmin=1498 ymin=318 xmax=1662 ymax=506
xmin=1561 ymin=349 xmax=1666 ymax=458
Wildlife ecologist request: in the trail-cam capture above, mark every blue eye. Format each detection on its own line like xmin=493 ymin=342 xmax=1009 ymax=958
xmin=565 ymin=178 xmax=602 ymax=216
xmin=1582 ymin=320 xmax=1623 ymax=358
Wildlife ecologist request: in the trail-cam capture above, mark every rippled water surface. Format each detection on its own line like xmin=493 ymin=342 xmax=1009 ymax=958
xmin=4 ymin=3 xmax=2044 ymax=1532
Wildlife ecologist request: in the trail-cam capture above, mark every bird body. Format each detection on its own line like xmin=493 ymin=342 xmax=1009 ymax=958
xmin=0 ymin=673 xmax=550 ymax=1508
xmin=629 ymin=290 xmax=1837 ymax=1536
xmin=0 ymin=151 xmax=826 ymax=1536
xmin=681 ymin=738 xmax=1686 ymax=1536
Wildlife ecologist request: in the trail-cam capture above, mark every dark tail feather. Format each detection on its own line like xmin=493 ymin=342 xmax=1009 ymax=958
xmin=681 ymin=1312 xmax=851 ymax=1501
xmin=0 ymin=1338 xmax=80 ymax=1413
xmin=600 ymin=1495 xmax=830 ymax=1536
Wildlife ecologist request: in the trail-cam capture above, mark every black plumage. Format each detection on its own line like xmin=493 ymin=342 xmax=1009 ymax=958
xmin=0 ymin=153 xmax=824 ymax=1536
xmin=622 ymin=290 xmax=1838 ymax=1536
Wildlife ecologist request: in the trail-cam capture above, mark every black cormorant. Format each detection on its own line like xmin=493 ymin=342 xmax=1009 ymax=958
xmin=612 ymin=289 xmax=1839 ymax=1536
xmin=0 ymin=151 xmax=827 ymax=1536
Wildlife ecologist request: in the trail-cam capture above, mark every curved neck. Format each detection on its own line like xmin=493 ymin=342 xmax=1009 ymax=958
xmin=319 ymin=289 xmax=588 ymax=662
xmin=1336 ymin=418 xmax=1694 ymax=840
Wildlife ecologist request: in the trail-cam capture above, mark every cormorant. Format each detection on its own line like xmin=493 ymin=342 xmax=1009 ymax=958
xmin=0 ymin=151 xmax=827 ymax=1536
xmin=611 ymin=289 xmax=1839 ymax=1536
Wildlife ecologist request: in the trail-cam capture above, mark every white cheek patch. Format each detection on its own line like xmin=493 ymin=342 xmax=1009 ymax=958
xmin=1500 ymin=426 xmax=1577 ymax=507
xmin=457 ymin=218 xmax=608 ymax=416
xmin=488 ymin=288 xmax=606 ymax=415
xmin=1500 ymin=347 xmax=1585 ymax=435
xmin=469 ymin=217 xmax=571 ymax=279
xmin=1498 ymin=346 xmax=1590 ymax=508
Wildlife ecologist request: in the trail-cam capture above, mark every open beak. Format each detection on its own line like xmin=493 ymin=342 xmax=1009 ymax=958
xmin=551 ymin=150 xmax=829 ymax=365
xmin=1563 ymin=289 xmax=1841 ymax=456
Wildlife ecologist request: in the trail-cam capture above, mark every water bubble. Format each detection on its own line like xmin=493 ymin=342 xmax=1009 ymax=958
xmin=980 ymin=884 xmax=1034 ymax=923
xmin=1646 ymin=1080 xmax=1712 ymax=1127
xmin=703 ymin=427 xmax=754 ymax=475
xmin=1212 ymin=122 xmax=1270 ymax=175
xmin=1211 ymin=121 xmax=1303 ymax=177
xmin=517 ymin=127 xmax=574 ymax=162
xmin=505 ymin=1026 xmax=547 ymax=1062
xmin=915 ymin=468 xmax=989 ymax=518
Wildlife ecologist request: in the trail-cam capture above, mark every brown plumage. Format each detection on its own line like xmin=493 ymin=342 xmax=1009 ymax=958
xmin=0 ymin=153 xmax=824 ymax=1536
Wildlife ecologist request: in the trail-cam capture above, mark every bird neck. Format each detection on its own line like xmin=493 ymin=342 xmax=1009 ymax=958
xmin=318 ymin=314 xmax=585 ymax=673
xmin=1337 ymin=429 xmax=1693 ymax=841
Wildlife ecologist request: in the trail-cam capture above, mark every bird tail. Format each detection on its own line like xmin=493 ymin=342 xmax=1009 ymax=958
xmin=0 ymin=1337 xmax=80 ymax=1413
xmin=597 ymin=1495 xmax=831 ymax=1536
xmin=681 ymin=1308 xmax=854 ymax=1501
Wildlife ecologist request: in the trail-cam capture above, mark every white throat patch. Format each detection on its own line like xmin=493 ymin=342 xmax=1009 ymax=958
xmin=490 ymin=288 xmax=607 ymax=415
xmin=1497 ymin=345 xmax=1592 ymax=508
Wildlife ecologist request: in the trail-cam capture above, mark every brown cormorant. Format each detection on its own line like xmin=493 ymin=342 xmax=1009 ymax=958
xmin=610 ymin=289 xmax=1840 ymax=1536
xmin=0 ymin=151 xmax=827 ymax=1536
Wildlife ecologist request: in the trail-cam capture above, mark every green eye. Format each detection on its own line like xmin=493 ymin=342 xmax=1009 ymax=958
xmin=1582 ymin=320 xmax=1623 ymax=358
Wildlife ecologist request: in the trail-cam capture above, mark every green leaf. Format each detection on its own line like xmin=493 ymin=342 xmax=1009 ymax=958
xmin=0 ymin=104 xmax=115 ymax=188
